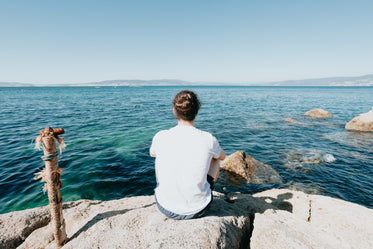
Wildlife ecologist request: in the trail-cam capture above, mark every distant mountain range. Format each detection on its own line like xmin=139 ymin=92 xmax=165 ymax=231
xmin=256 ymin=74 xmax=373 ymax=86
xmin=0 ymin=82 xmax=34 ymax=87
xmin=1 ymin=74 xmax=373 ymax=87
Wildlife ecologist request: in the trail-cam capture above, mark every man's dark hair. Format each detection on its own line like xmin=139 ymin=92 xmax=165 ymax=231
xmin=172 ymin=90 xmax=201 ymax=121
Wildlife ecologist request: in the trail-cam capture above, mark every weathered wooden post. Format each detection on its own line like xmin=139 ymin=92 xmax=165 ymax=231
xmin=35 ymin=127 xmax=68 ymax=248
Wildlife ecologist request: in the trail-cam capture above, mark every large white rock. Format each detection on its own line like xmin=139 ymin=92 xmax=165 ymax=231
xmin=304 ymin=109 xmax=333 ymax=118
xmin=1 ymin=189 xmax=372 ymax=249
xmin=0 ymin=205 xmax=50 ymax=249
xmin=6 ymin=193 xmax=251 ymax=249
xmin=345 ymin=109 xmax=373 ymax=132
xmin=250 ymin=189 xmax=373 ymax=249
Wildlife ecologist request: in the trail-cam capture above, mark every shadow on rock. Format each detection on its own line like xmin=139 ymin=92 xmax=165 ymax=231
xmin=68 ymin=202 xmax=155 ymax=241
xmin=208 ymin=191 xmax=293 ymax=217
xmin=206 ymin=191 xmax=293 ymax=249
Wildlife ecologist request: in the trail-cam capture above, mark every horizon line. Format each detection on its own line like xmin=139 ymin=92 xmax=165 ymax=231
xmin=1 ymin=73 xmax=373 ymax=87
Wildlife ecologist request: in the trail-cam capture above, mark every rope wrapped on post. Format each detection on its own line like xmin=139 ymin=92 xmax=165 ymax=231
xmin=41 ymin=151 xmax=59 ymax=161
xmin=35 ymin=127 xmax=68 ymax=248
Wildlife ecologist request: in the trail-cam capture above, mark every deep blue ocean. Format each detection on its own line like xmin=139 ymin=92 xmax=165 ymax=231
xmin=1 ymin=86 xmax=372 ymax=213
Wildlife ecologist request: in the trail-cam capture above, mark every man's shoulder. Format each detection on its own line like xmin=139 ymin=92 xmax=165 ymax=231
xmin=154 ymin=129 xmax=169 ymax=138
xmin=194 ymin=128 xmax=216 ymax=140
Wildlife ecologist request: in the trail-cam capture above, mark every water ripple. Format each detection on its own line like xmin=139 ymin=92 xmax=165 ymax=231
xmin=1 ymin=86 xmax=373 ymax=213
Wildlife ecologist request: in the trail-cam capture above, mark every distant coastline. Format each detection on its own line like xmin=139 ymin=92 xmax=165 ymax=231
xmin=1 ymin=74 xmax=373 ymax=87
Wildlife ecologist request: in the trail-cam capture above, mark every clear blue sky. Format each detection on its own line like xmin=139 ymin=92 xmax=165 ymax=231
xmin=1 ymin=0 xmax=372 ymax=84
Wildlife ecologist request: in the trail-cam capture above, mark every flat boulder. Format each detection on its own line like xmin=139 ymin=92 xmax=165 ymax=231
xmin=220 ymin=151 xmax=281 ymax=184
xmin=6 ymin=193 xmax=251 ymax=249
xmin=345 ymin=109 xmax=373 ymax=132
xmin=304 ymin=109 xmax=332 ymax=118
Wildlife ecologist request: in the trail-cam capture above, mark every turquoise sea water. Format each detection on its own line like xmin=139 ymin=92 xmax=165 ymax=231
xmin=0 ymin=86 xmax=372 ymax=213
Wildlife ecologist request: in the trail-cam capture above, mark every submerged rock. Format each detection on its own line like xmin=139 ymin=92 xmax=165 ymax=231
xmin=285 ymin=149 xmax=336 ymax=168
xmin=284 ymin=117 xmax=297 ymax=123
xmin=345 ymin=109 xmax=373 ymax=132
xmin=304 ymin=109 xmax=332 ymax=118
xmin=283 ymin=117 xmax=310 ymax=127
xmin=220 ymin=151 xmax=281 ymax=184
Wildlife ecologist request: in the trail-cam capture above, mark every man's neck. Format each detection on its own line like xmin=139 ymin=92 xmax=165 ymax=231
xmin=177 ymin=119 xmax=195 ymax=127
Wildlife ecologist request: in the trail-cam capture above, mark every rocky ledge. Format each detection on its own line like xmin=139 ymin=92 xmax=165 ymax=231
xmin=1 ymin=189 xmax=372 ymax=249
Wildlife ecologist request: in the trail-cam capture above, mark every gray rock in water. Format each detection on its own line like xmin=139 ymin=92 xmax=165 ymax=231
xmin=304 ymin=109 xmax=332 ymax=118
xmin=345 ymin=109 xmax=373 ymax=132
xmin=220 ymin=151 xmax=282 ymax=184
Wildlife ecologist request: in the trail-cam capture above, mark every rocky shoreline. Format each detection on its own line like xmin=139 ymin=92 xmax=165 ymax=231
xmin=1 ymin=189 xmax=372 ymax=249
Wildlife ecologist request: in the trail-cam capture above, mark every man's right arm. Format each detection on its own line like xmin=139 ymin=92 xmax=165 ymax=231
xmin=209 ymin=150 xmax=226 ymax=182
xmin=215 ymin=150 xmax=226 ymax=161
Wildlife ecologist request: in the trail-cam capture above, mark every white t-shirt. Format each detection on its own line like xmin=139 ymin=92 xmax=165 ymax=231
xmin=150 ymin=125 xmax=222 ymax=215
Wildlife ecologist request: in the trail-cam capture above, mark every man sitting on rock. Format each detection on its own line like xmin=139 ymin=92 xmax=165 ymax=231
xmin=150 ymin=90 xmax=226 ymax=219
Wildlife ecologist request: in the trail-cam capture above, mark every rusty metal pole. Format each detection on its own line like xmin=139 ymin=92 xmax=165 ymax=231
xmin=39 ymin=127 xmax=68 ymax=248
